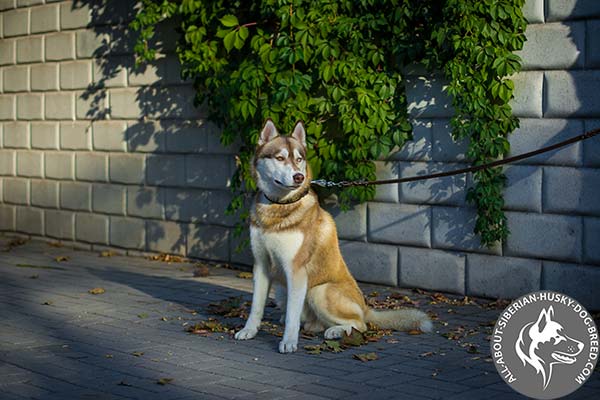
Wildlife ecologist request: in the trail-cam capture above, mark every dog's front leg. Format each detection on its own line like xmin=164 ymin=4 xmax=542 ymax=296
xmin=279 ymin=268 xmax=307 ymax=353
xmin=234 ymin=260 xmax=270 ymax=340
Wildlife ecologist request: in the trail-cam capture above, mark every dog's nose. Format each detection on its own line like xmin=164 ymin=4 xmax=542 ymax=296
xmin=293 ymin=173 xmax=304 ymax=184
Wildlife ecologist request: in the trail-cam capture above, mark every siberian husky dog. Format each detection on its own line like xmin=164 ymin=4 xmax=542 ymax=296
xmin=234 ymin=119 xmax=432 ymax=353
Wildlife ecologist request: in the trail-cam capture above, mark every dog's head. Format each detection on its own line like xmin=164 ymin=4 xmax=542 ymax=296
xmin=252 ymin=119 xmax=311 ymax=202
xmin=515 ymin=306 xmax=584 ymax=389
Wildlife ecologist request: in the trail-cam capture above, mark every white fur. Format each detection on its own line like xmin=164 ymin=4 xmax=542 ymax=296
xmin=255 ymin=157 xmax=302 ymax=199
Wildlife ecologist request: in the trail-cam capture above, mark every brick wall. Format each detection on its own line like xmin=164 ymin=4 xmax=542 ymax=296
xmin=0 ymin=0 xmax=599 ymax=309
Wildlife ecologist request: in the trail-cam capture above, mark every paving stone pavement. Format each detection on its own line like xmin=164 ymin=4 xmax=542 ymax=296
xmin=0 ymin=236 xmax=598 ymax=400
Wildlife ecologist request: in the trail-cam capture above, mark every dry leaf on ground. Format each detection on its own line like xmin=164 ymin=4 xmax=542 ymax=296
xmin=157 ymin=378 xmax=173 ymax=385
xmin=88 ymin=287 xmax=105 ymax=295
xmin=131 ymin=351 xmax=144 ymax=357
xmin=54 ymin=256 xmax=69 ymax=262
xmin=99 ymin=251 xmax=115 ymax=257
xmin=236 ymin=272 xmax=253 ymax=279
xmin=194 ymin=265 xmax=210 ymax=277
xmin=353 ymin=352 xmax=378 ymax=362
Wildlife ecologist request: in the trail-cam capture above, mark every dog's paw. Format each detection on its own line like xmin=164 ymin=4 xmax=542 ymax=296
xmin=278 ymin=339 xmax=298 ymax=353
xmin=234 ymin=327 xmax=258 ymax=340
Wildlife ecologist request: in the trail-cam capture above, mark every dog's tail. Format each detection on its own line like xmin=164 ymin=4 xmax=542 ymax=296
xmin=365 ymin=308 xmax=433 ymax=332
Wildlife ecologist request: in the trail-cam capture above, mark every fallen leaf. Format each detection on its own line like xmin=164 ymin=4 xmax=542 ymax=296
xmin=54 ymin=256 xmax=69 ymax=262
xmin=147 ymin=253 xmax=186 ymax=263
xmin=466 ymin=345 xmax=480 ymax=354
xmin=208 ymin=296 xmax=247 ymax=318
xmin=105 ymin=354 xmax=113 ymax=358
xmin=161 ymin=317 xmax=168 ymax=322
xmin=42 ymin=300 xmax=53 ymax=305
xmin=47 ymin=242 xmax=63 ymax=248
xmin=99 ymin=250 xmax=115 ymax=257
xmin=368 ymin=291 xmax=379 ymax=297
xmin=88 ymin=287 xmax=105 ymax=295
xmin=186 ymin=319 xmax=231 ymax=335
xmin=324 ymin=340 xmax=343 ymax=353
xmin=236 ymin=272 xmax=253 ymax=279
xmin=194 ymin=265 xmax=210 ymax=277
xmin=131 ymin=351 xmax=144 ymax=357
xmin=407 ymin=329 xmax=423 ymax=335
xmin=353 ymin=352 xmax=378 ymax=362
xmin=157 ymin=378 xmax=173 ymax=385
xmin=304 ymin=345 xmax=322 ymax=355
xmin=340 ymin=328 xmax=367 ymax=347
xmin=420 ymin=351 xmax=435 ymax=357
xmin=137 ymin=313 xmax=148 ymax=319
xmin=118 ymin=381 xmax=132 ymax=387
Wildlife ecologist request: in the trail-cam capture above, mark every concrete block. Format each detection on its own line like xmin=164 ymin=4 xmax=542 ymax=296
xmin=76 ymin=29 xmax=109 ymax=59
xmin=510 ymin=71 xmax=543 ymax=118
xmin=31 ymin=122 xmax=58 ymax=149
xmin=45 ymin=209 xmax=74 ymax=240
xmin=3 ymin=121 xmax=29 ymax=148
xmin=368 ymin=202 xmax=431 ymax=248
xmin=17 ymin=93 xmax=43 ymax=120
xmin=164 ymin=120 xmax=208 ymax=153
xmin=399 ymin=246 xmax=465 ymax=294
xmin=45 ymin=151 xmax=74 ymax=180
xmin=588 ymin=20 xmax=600 ymax=68
xmin=546 ymin=0 xmax=600 ymax=22
xmin=60 ymin=60 xmax=91 ymax=89
xmin=405 ymin=75 xmax=453 ymax=118
xmin=75 ymin=89 xmax=107 ymax=120
xmin=373 ymin=161 xmax=399 ymax=202
xmin=206 ymin=122 xmax=239 ymax=155
xmin=17 ymin=0 xmax=42 ymax=6
xmin=2 ymin=177 xmax=28 ymax=204
xmin=144 ymin=86 xmax=202 ymax=120
xmin=17 ymin=150 xmax=42 ymax=177
xmin=146 ymin=220 xmax=186 ymax=255
xmin=164 ymin=188 xmax=208 ymax=223
xmin=60 ymin=181 xmax=90 ymax=211
xmin=0 ymin=204 xmax=16 ymax=230
xmin=503 ymin=165 xmax=542 ymax=212
xmin=3 ymin=65 xmax=29 ymax=92
xmin=542 ymin=262 xmax=600 ymax=311
xmin=110 ymin=216 xmax=145 ymax=250
xmin=323 ymin=203 xmax=366 ymax=241
xmin=146 ymin=154 xmax=185 ymax=187
xmin=92 ymin=57 xmax=128 ymax=88
xmin=30 ymin=3 xmax=59 ymax=33
xmin=466 ymin=254 xmax=541 ymax=299
xmin=0 ymin=149 xmax=15 ymax=175
xmin=127 ymin=186 xmax=163 ymax=219
xmin=430 ymin=119 xmax=469 ymax=162
xmin=543 ymin=167 xmax=600 ymax=215
xmin=128 ymin=56 xmax=184 ymax=86
xmin=432 ymin=206 xmax=502 ymax=254
xmin=399 ymin=162 xmax=466 ymax=206
xmin=230 ymin=230 xmax=253 ymax=266
xmin=0 ymin=0 xmax=16 ymax=11
xmin=109 ymin=153 xmax=145 ymax=184
xmin=31 ymin=179 xmax=58 ymax=208
xmin=187 ymin=224 xmax=230 ymax=261
xmin=0 ymin=39 xmax=16 ymax=65
xmin=92 ymin=183 xmax=125 ymax=215
xmin=205 ymin=190 xmax=236 ymax=227
xmin=0 ymin=95 xmax=16 ymax=120
xmin=390 ymin=120 xmax=432 ymax=161
xmin=584 ymin=217 xmax=600 ymax=264
xmin=75 ymin=212 xmax=108 ymax=244
xmin=45 ymin=32 xmax=75 ymax=61
xmin=545 ymin=71 xmax=600 ymax=118
xmin=16 ymin=36 xmax=43 ymax=63
xmin=76 ymin=152 xmax=107 ymax=182
xmin=126 ymin=120 xmax=165 ymax=153
xmin=60 ymin=121 xmax=91 ymax=150
xmin=3 ymin=8 xmax=28 ymax=37
xmin=45 ymin=92 xmax=74 ymax=120
xmin=31 ymin=63 xmax=59 ymax=91
xmin=337 ymin=240 xmax=397 ymax=286
xmin=92 ymin=120 xmax=126 ymax=151
xmin=16 ymin=206 xmax=43 ymax=235
xmin=186 ymin=155 xmax=231 ymax=189
xmin=108 ymin=88 xmax=141 ymax=119
xmin=506 ymin=211 xmax=582 ymax=262
xmin=522 ymin=0 xmax=544 ymax=23
xmin=60 ymin=1 xmax=91 ymax=30
xmin=518 ymin=22 xmax=584 ymax=70
xmin=509 ymin=119 xmax=583 ymax=166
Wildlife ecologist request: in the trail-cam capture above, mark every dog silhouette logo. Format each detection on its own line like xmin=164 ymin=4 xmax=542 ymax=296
xmin=515 ymin=306 xmax=584 ymax=390
xmin=492 ymin=291 xmax=598 ymax=399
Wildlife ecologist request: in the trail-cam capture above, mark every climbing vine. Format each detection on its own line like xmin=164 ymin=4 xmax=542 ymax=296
xmin=131 ymin=0 xmax=527 ymax=247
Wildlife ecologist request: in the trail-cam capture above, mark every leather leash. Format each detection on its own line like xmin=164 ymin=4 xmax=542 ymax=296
xmin=311 ymin=128 xmax=600 ymax=188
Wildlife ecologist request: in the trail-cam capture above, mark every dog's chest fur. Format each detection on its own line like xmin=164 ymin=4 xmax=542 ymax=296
xmin=251 ymin=226 xmax=303 ymax=279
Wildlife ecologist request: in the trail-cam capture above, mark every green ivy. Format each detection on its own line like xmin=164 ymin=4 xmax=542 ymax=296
xmin=131 ymin=0 xmax=527 ymax=247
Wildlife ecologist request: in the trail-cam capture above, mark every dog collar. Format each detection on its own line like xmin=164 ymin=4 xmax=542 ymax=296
xmin=262 ymin=186 xmax=310 ymax=205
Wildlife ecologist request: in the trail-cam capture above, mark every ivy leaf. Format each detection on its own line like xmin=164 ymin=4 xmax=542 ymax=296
xmin=220 ymin=14 xmax=238 ymax=27
xmin=223 ymin=30 xmax=236 ymax=52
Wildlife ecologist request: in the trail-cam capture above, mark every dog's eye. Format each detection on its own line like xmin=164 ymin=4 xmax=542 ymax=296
xmin=296 ymin=157 xmax=303 ymax=163
xmin=275 ymin=156 xmax=285 ymax=161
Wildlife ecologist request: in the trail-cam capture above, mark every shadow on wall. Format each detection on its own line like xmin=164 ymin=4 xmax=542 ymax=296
xmin=71 ymin=1 xmax=245 ymax=264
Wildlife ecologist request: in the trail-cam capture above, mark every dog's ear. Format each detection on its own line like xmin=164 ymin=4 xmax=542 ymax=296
xmin=292 ymin=121 xmax=306 ymax=147
xmin=259 ymin=119 xmax=279 ymax=146
xmin=535 ymin=307 xmax=553 ymax=333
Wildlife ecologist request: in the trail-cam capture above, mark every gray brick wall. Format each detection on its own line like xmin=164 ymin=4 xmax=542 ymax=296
xmin=0 ymin=0 xmax=599 ymax=310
